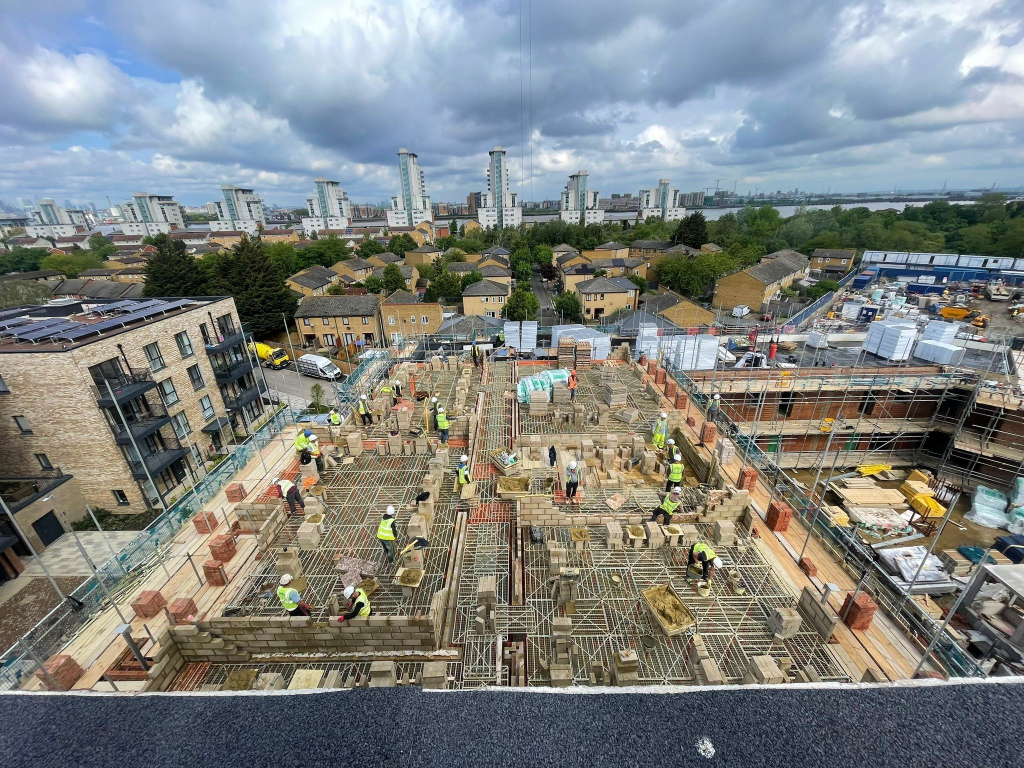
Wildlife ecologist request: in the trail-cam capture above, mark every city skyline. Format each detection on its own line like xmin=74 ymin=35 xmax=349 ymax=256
xmin=2 ymin=1 xmax=1024 ymax=207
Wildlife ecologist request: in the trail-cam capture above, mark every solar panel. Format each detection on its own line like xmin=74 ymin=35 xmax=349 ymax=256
xmin=15 ymin=321 xmax=84 ymax=341
xmin=0 ymin=317 xmax=65 ymax=337
xmin=51 ymin=316 xmax=133 ymax=341
xmin=0 ymin=318 xmax=32 ymax=331
xmin=95 ymin=299 xmax=141 ymax=315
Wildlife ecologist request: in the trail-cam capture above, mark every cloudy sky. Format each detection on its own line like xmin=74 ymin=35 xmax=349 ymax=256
xmin=2 ymin=0 xmax=1024 ymax=208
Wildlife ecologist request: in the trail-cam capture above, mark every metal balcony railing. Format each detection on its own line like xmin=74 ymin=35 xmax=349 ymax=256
xmin=0 ymin=470 xmax=68 ymax=513
xmin=204 ymin=329 xmax=244 ymax=353
xmin=91 ymin=369 xmax=157 ymax=405
xmin=126 ymin=439 xmax=188 ymax=478
xmin=222 ymin=385 xmax=260 ymax=412
xmin=211 ymin=356 xmax=254 ymax=383
xmin=109 ymin=402 xmax=171 ymax=444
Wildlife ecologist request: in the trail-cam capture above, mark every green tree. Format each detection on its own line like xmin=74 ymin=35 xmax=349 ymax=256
xmin=365 ymin=276 xmax=385 ymax=294
xmin=0 ymin=247 xmax=48 ymax=274
xmin=805 ymin=279 xmax=840 ymax=301
xmin=357 ymin=236 xmax=386 ymax=258
xmin=208 ymin=235 xmax=297 ymax=337
xmin=327 ymin=283 xmax=348 ymax=296
xmin=461 ymin=271 xmax=483 ymax=290
xmin=87 ymin=233 xmax=118 ymax=261
xmin=309 ymin=383 xmax=326 ymax=412
xmin=298 ymin=235 xmax=349 ymax=269
xmin=388 ymin=233 xmax=417 ymax=257
xmin=534 ymin=244 xmax=553 ymax=265
xmin=382 ymin=263 xmax=405 ymax=293
xmin=449 ymin=218 xmax=458 ymax=238
xmin=502 ymin=284 xmax=539 ymax=320
xmin=266 ymin=241 xmax=298 ymax=276
xmin=673 ymin=211 xmax=708 ymax=247
xmin=418 ymin=263 xmax=438 ymax=282
xmin=290 ymin=208 xmax=308 ymax=219
xmin=432 ymin=270 xmax=464 ymax=303
xmin=514 ymin=260 xmax=532 ymax=281
xmin=627 ymin=274 xmax=646 ymax=293
xmin=40 ymin=251 xmax=104 ymax=279
xmin=0 ymin=280 xmax=53 ymax=309
xmin=553 ymin=291 xmax=583 ymax=323
xmin=143 ymin=234 xmax=207 ymax=297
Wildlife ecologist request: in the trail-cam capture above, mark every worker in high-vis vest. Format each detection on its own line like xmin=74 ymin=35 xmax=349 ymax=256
xmin=376 ymin=505 xmax=398 ymax=566
xmin=379 ymin=381 xmax=393 ymax=407
xmin=436 ymin=406 xmax=450 ymax=444
xmin=687 ymin=542 xmax=723 ymax=586
xmin=708 ymin=393 xmax=721 ymax=422
xmin=652 ymin=412 xmax=668 ymax=450
xmin=666 ymin=454 xmax=684 ymax=492
xmin=294 ymin=429 xmax=312 ymax=453
xmin=565 ymin=459 xmax=580 ymax=503
xmin=328 ymin=408 xmax=342 ymax=426
xmin=391 ymin=379 xmax=403 ymax=405
xmin=429 ymin=397 xmax=439 ymax=432
xmin=357 ymin=394 xmax=372 ymax=426
xmin=650 ymin=486 xmax=682 ymax=524
xmin=277 ymin=574 xmax=311 ymax=616
xmin=308 ymin=433 xmax=324 ymax=473
xmin=274 ymin=477 xmax=305 ymax=516
xmin=568 ymin=369 xmax=579 ymax=402
xmin=457 ymin=455 xmax=471 ymax=490
xmin=338 ymin=584 xmax=371 ymax=621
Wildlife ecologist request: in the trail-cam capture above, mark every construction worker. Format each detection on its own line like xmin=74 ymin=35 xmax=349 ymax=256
xmin=377 ymin=505 xmax=398 ymax=566
xmin=457 ymin=455 xmax=471 ymax=491
xmin=379 ymin=381 xmax=393 ymax=406
xmin=708 ymin=394 xmax=720 ymax=422
xmin=277 ymin=574 xmax=311 ymax=617
xmin=294 ymin=428 xmax=312 ymax=454
xmin=650 ymin=486 xmax=682 ymax=524
xmin=328 ymin=408 xmax=342 ymax=426
xmin=472 ymin=341 xmax=479 ymax=367
xmin=565 ymin=459 xmax=580 ymax=503
xmin=392 ymin=379 xmax=403 ymax=405
xmin=357 ymin=394 xmax=372 ymax=426
xmin=652 ymin=412 xmax=668 ymax=450
xmin=568 ymin=369 xmax=579 ymax=402
xmin=337 ymin=584 xmax=371 ymax=621
xmin=666 ymin=438 xmax=676 ymax=455
xmin=548 ymin=445 xmax=557 ymax=468
xmin=687 ymin=542 xmax=722 ymax=586
xmin=429 ymin=396 xmax=439 ymax=432
xmin=308 ymin=433 xmax=324 ymax=473
xmin=438 ymin=345 xmax=450 ymax=370
xmin=666 ymin=453 xmax=684 ymax=492
xmin=274 ymin=477 xmax=305 ymax=516
xmin=436 ymin=406 xmax=450 ymax=444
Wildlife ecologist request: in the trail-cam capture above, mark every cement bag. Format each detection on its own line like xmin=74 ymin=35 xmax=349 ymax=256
xmin=1008 ymin=506 xmax=1024 ymax=535
xmin=1010 ymin=477 xmax=1024 ymax=507
xmin=973 ymin=485 xmax=1008 ymax=511
xmin=545 ymin=368 xmax=571 ymax=386
xmin=965 ymin=501 xmax=1010 ymax=530
xmin=516 ymin=373 xmax=552 ymax=404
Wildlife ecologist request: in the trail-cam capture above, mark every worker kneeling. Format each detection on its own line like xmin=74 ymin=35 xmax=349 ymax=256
xmin=338 ymin=584 xmax=371 ymax=622
xmin=687 ymin=543 xmax=723 ymax=587
xmin=277 ymin=574 xmax=311 ymax=617
xmin=650 ymin=486 xmax=683 ymax=524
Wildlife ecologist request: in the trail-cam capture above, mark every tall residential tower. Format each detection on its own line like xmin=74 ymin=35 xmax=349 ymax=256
xmin=559 ymin=171 xmax=604 ymax=224
xmin=210 ymin=186 xmax=267 ymax=234
xmin=387 ymin=149 xmax=432 ymax=228
xmin=302 ymin=178 xmax=353 ymax=235
xmin=477 ymin=146 xmax=521 ymax=229
xmin=119 ymin=193 xmax=187 ymax=236
xmin=638 ymin=179 xmax=686 ymax=221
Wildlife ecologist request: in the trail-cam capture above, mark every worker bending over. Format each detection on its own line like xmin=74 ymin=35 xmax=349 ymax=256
xmin=357 ymin=394 xmax=372 ymax=426
xmin=652 ymin=412 xmax=668 ymax=450
xmin=650 ymin=486 xmax=683 ymax=524
xmin=457 ymin=454 xmax=471 ymax=491
xmin=338 ymin=585 xmax=371 ymax=621
xmin=274 ymin=477 xmax=305 ymax=516
xmin=308 ymin=433 xmax=324 ymax=473
xmin=277 ymin=574 xmax=311 ymax=617
xmin=565 ymin=459 xmax=580 ymax=503
xmin=377 ymin=506 xmax=398 ymax=566
xmin=436 ymin=406 xmax=450 ymax=444
xmin=294 ymin=429 xmax=312 ymax=454
xmin=568 ymin=369 xmax=579 ymax=402
xmin=666 ymin=453 xmax=684 ymax=492
xmin=687 ymin=542 xmax=723 ymax=586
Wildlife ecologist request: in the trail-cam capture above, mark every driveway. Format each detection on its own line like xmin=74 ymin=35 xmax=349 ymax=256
xmin=530 ymin=268 xmax=557 ymax=325
xmin=258 ymin=366 xmax=340 ymax=409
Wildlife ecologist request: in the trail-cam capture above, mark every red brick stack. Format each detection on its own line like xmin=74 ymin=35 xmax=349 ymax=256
xmin=130 ymin=590 xmax=167 ymax=619
xmin=675 ymin=392 xmax=688 ymax=410
xmin=208 ymin=534 xmax=237 ymax=562
xmin=191 ymin=510 xmax=219 ymax=535
xmin=766 ymin=501 xmax=793 ymax=532
xmin=647 ymin=361 xmax=657 ymax=376
xmin=168 ymin=597 xmax=198 ymax=624
xmin=737 ymin=467 xmax=758 ymax=491
xmin=841 ymin=593 xmax=878 ymax=631
xmin=204 ymin=560 xmax=227 ymax=586
xmin=664 ymin=379 xmax=677 ymax=399
xmin=700 ymin=422 xmax=717 ymax=445
xmin=799 ymin=557 xmax=818 ymax=577
xmin=35 ymin=655 xmax=84 ymax=691
xmin=655 ymin=367 xmax=666 ymax=386
xmin=225 ymin=483 xmax=247 ymax=503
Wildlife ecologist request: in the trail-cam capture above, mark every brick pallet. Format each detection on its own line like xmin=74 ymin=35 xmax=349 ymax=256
xmin=575 ymin=342 xmax=592 ymax=367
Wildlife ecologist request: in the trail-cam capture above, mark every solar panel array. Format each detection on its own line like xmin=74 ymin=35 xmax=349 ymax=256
xmin=50 ymin=298 xmax=197 ymax=342
xmin=0 ymin=298 xmax=198 ymax=344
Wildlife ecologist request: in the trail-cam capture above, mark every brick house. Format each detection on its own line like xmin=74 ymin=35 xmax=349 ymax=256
xmin=294 ymin=294 xmax=382 ymax=349
xmin=574 ymin=276 xmax=639 ymax=320
xmin=713 ymin=250 xmax=810 ymax=311
xmin=462 ymin=279 xmax=510 ymax=317
xmin=379 ymin=290 xmax=443 ymax=342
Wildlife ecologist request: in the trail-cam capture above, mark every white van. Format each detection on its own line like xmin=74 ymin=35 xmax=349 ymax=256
xmin=731 ymin=305 xmax=751 ymax=318
xmin=296 ymin=353 xmax=342 ymax=381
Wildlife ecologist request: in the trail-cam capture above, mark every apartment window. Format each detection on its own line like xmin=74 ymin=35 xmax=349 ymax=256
xmin=486 ymin=311 xmax=496 ymax=318
xmin=600 ymin=293 xmax=605 ymax=300
xmin=175 ymin=331 xmax=194 ymax=358
xmin=388 ymin=317 xmax=396 ymax=325
xmin=586 ymin=295 xmax=592 ymax=302
xmin=144 ymin=342 xmax=165 ymax=372
xmin=171 ymin=412 xmax=190 ymax=439
xmin=187 ymin=364 xmax=205 ymax=391
xmin=362 ymin=317 xmax=369 ymax=325
xmin=35 ymin=453 xmax=52 ymax=470
xmin=200 ymin=395 xmax=215 ymax=420
xmin=421 ymin=316 xmax=429 ymax=325
xmin=410 ymin=316 xmax=417 ymax=324
xmin=0 ymin=375 xmax=8 ymax=394
xmin=303 ymin=318 xmax=311 ymax=326
xmin=323 ymin=318 xmax=330 ymax=326
xmin=112 ymin=489 xmax=130 ymax=506
xmin=343 ymin=317 xmax=350 ymax=326
xmin=158 ymin=378 xmax=179 ymax=406
xmin=13 ymin=415 xmax=31 ymax=434
xmin=323 ymin=334 xmax=336 ymax=346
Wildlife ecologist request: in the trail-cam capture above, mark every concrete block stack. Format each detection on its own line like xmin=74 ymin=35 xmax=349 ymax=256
xmin=712 ymin=520 xmax=736 ymax=546
xmin=35 ymin=654 xmax=85 ymax=691
xmin=605 ymin=521 xmax=623 ymax=549
xmin=550 ymin=616 xmax=574 ymax=687
xmin=299 ymin=462 xmax=319 ymax=484
xmin=611 ymin=649 xmax=639 ymax=686
xmin=529 ymin=389 xmax=549 ymax=415
xmin=552 ymin=568 xmax=580 ymax=613
xmin=344 ymin=432 xmax=364 ymax=457
xmin=841 ymin=592 xmax=878 ymax=631
xmin=939 ymin=549 xmax=973 ymax=578
xmin=700 ymin=486 xmax=750 ymax=524
xmin=680 ymin=524 xmax=699 ymax=546
xmin=476 ymin=575 xmax=497 ymax=634
xmin=603 ymin=382 xmax=628 ymax=407
xmin=716 ymin=439 xmax=737 ymax=467
xmin=276 ymin=548 xmax=302 ymax=579
xmin=689 ymin=635 xmax=724 ymax=685
xmin=766 ymin=501 xmax=794 ymax=532
xmin=767 ymin=607 xmax=803 ymax=640
xmin=744 ymin=655 xmax=785 ymax=684
xmin=131 ymin=590 xmax=167 ymax=619
xmin=297 ymin=521 xmax=321 ymax=550
xmin=518 ymin=496 xmax=571 ymax=528
xmin=421 ymin=661 xmax=448 ymax=690
xmin=552 ymin=384 xmax=571 ymax=405
xmin=644 ymin=521 xmax=665 ymax=549
xmin=797 ymin=586 xmax=839 ymax=641
xmin=369 ymin=661 xmax=397 ymax=688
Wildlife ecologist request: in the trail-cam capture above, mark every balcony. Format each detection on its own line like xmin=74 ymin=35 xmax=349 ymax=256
xmin=109 ymin=403 xmax=172 ymax=445
xmin=92 ymin=369 xmax=157 ymax=406
xmin=211 ymin=356 xmax=254 ymax=384
xmin=126 ymin=439 xmax=189 ymax=479
xmin=222 ymin=385 xmax=261 ymax=412
xmin=204 ymin=329 xmax=244 ymax=354
xmin=0 ymin=470 xmax=70 ymax=513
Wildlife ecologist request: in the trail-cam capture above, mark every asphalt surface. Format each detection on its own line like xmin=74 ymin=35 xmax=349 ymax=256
xmin=3 ymin=681 xmax=1023 ymax=767
xmin=531 ymin=267 xmax=558 ymax=325
xmin=259 ymin=366 xmax=331 ymax=409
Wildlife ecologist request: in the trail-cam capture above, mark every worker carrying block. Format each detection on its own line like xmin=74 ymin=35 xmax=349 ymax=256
xmin=650 ymin=486 xmax=682 ymax=524
xmin=687 ymin=542 xmax=722 ymax=587
xmin=652 ymin=412 xmax=668 ymax=450
xmin=337 ymin=585 xmax=371 ymax=622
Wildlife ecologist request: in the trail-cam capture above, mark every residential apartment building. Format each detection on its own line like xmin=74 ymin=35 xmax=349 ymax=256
xmin=713 ymin=250 xmax=810 ymax=311
xmin=559 ymin=171 xmax=604 ymax=224
xmin=574 ymin=276 xmax=640 ymax=320
xmin=582 ymin=241 xmax=629 ymax=261
xmin=551 ymin=243 xmax=579 ymax=266
xmin=638 ymin=179 xmax=687 ymax=221
xmin=477 ymin=147 xmax=522 ymax=229
xmin=810 ymin=248 xmax=857 ymax=275
xmin=405 ymin=244 xmax=442 ymax=268
xmin=380 ymin=290 xmax=443 ymax=342
xmin=333 ymin=257 xmax=375 ymax=286
xmin=0 ymin=297 xmax=265 ymax=514
xmin=462 ymin=279 xmax=510 ymax=317
xmin=302 ymin=179 xmax=353 ymax=235
xmin=467 ymin=192 xmax=482 ymax=215
xmin=370 ymin=264 xmax=418 ymax=291
xmin=641 ymin=291 xmax=716 ymax=327
xmin=387 ymin=148 xmax=433 ymax=228
xmin=210 ymin=186 xmax=267 ymax=234
xmin=119 ymin=193 xmax=187 ymax=236
xmin=25 ymin=199 xmax=89 ymax=239
xmin=286 ymin=265 xmax=341 ymax=297
xmin=294 ymin=295 xmax=382 ymax=349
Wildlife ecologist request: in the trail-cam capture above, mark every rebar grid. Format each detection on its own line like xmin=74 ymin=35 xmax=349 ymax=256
xmin=363 ymin=363 xmax=484 ymax=439
xmin=172 ymin=660 xmax=464 ymax=690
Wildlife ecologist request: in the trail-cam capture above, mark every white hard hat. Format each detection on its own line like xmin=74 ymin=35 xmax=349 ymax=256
xmin=437 ymin=407 xmax=445 ymax=413
xmin=279 ymin=574 xmax=292 ymax=586
xmin=713 ymin=394 xmax=720 ymax=400
xmin=431 ymin=397 xmax=438 ymax=403
xmin=309 ymin=434 xmax=318 ymax=442
xmin=672 ymin=486 xmax=682 ymax=494
xmin=273 ymin=477 xmax=280 ymax=485
xmin=460 ymin=454 xmax=469 ymax=462
xmin=361 ymin=394 xmax=367 ymax=400
xmin=667 ymin=439 xmax=675 ymax=446
xmin=660 ymin=412 xmax=667 ymax=419
xmin=343 ymin=585 xmax=355 ymax=599
xmin=712 ymin=557 xmax=723 ymax=568
xmin=386 ymin=505 xmax=395 ymax=516
xmin=674 ymin=454 xmax=682 ymax=462
xmin=569 ymin=460 xmax=578 ymax=469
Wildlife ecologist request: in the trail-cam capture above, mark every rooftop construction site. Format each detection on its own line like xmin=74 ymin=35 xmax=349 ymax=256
xmin=6 ymin=271 xmax=1024 ymax=698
